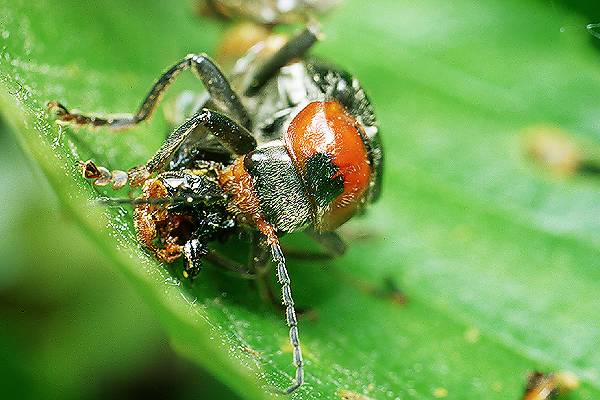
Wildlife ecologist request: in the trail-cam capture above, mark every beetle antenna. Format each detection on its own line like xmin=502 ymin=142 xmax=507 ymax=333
xmin=97 ymin=195 xmax=225 ymax=207
xmin=271 ymin=242 xmax=304 ymax=394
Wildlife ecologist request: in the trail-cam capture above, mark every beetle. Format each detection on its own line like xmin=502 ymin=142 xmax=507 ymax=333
xmin=48 ymin=24 xmax=383 ymax=393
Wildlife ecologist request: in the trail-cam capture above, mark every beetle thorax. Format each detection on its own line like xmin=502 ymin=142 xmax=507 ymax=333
xmin=218 ymin=143 xmax=312 ymax=234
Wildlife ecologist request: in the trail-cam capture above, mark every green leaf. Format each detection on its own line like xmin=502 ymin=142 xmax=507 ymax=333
xmin=1 ymin=0 xmax=599 ymax=399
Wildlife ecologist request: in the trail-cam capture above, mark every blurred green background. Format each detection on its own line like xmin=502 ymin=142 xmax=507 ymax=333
xmin=2 ymin=0 xmax=600 ymax=399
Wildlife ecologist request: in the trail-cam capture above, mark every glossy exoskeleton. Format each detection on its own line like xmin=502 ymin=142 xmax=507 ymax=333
xmin=48 ymin=24 xmax=383 ymax=393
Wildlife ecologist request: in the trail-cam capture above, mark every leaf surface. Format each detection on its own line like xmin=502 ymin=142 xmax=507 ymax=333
xmin=1 ymin=0 xmax=599 ymax=398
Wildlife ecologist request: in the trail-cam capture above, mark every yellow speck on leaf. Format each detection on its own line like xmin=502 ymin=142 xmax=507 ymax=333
xmin=337 ymin=389 xmax=375 ymax=400
xmin=464 ymin=327 xmax=480 ymax=343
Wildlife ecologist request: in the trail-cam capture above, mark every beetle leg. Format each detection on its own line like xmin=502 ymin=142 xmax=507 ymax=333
xmin=248 ymin=234 xmax=279 ymax=305
xmin=128 ymin=108 xmax=255 ymax=186
xmin=244 ymin=24 xmax=321 ymax=97
xmin=49 ymin=53 xmax=252 ymax=130
xmin=284 ymin=229 xmax=347 ymax=260
xmin=204 ymin=251 xmax=255 ymax=279
xmin=183 ymin=240 xmax=254 ymax=281
xmin=192 ymin=231 xmax=305 ymax=393
xmin=307 ymin=229 xmax=346 ymax=256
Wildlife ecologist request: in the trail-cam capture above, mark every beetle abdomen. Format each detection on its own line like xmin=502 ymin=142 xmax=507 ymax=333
xmin=285 ymin=101 xmax=372 ymax=231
